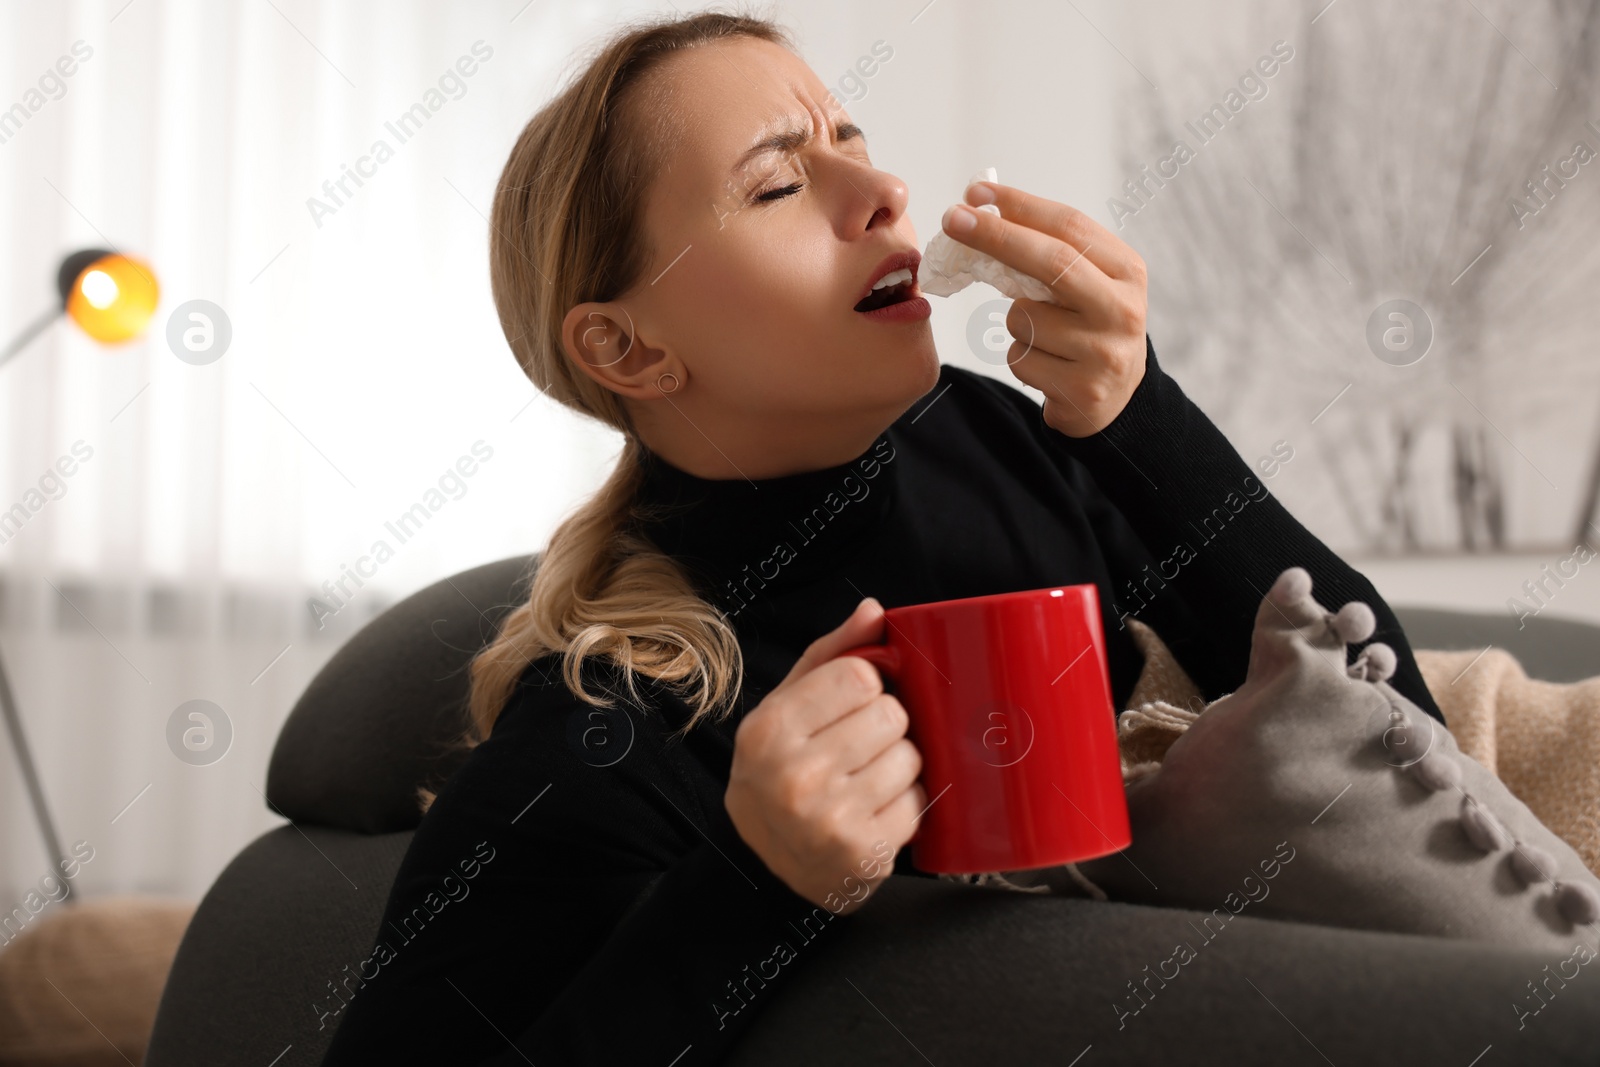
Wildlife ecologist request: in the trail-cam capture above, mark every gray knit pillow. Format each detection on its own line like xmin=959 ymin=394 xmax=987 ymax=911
xmin=1076 ymin=567 xmax=1600 ymax=953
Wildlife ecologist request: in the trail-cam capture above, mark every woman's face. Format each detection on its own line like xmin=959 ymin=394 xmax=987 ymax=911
xmin=564 ymin=36 xmax=940 ymax=479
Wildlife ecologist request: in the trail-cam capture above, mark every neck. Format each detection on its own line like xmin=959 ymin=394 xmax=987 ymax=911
xmin=631 ymin=427 xmax=902 ymax=614
xmin=629 ymin=402 xmax=898 ymax=482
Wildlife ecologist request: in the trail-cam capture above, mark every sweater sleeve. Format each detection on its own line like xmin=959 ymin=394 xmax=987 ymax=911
xmin=1019 ymin=334 xmax=1445 ymax=725
xmin=318 ymin=667 xmax=854 ymax=1066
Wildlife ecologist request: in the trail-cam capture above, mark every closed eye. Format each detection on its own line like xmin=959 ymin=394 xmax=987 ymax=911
xmin=756 ymin=182 xmax=803 ymax=203
xmin=749 ymin=122 xmax=867 ymax=205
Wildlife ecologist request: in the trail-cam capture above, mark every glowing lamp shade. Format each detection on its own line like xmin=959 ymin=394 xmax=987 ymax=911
xmin=63 ymin=252 xmax=160 ymax=343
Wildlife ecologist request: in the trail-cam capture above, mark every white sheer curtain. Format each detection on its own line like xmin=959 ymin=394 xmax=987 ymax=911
xmin=0 ymin=0 xmax=1127 ymax=902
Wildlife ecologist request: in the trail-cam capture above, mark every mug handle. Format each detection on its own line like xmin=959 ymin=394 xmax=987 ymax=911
xmin=833 ymin=642 xmax=903 ymax=682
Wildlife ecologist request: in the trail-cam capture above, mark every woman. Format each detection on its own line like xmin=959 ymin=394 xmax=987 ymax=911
xmin=321 ymin=10 xmax=1444 ymax=1065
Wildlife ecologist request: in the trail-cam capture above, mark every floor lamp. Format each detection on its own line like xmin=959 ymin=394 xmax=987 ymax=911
xmin=1 ymin=248 xmax=159 ymax=902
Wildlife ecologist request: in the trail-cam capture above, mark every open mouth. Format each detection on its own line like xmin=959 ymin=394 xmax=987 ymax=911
xmin=854 ymin=268 xmax=918 ymax=312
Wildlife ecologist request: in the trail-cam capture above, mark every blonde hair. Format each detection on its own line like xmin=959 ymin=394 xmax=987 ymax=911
xmin=424 ymin=10 xmax=798 ymax=808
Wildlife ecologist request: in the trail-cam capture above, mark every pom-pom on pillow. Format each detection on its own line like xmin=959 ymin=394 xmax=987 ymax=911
xmin=1077 ymin=567 xmax=1600 ymax=953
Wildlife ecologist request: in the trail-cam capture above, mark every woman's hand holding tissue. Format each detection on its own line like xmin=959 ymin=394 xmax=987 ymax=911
xmin=940 ymin=181 xmax=1147 ymax=438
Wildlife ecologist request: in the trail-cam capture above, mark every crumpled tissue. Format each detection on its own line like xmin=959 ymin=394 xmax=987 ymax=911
xmin=919 ymin=166 xmax=1057 ymax=304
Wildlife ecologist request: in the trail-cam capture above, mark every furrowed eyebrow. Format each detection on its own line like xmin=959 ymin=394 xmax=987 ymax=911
xmin=728 ymin=120 xmax=865 ymax=175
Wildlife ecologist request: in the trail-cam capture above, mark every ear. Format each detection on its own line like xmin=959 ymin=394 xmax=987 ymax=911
xmin=560 ymin=300 xmax=681 ymax=400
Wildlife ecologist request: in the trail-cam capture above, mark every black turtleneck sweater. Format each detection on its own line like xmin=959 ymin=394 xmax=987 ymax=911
xmin=320 ymin=336 xmax=1444 ymax=1066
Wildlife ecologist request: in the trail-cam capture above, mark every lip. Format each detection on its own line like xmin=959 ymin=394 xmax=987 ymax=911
xmin=854 ymin=249 xmax=923 ymax=310
xmin=857 ymin=295 xmax=931 ymax=324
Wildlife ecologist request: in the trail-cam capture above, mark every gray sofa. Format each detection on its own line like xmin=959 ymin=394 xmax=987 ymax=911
xmin=145 ymin=554 xmax=1600 ymax=1065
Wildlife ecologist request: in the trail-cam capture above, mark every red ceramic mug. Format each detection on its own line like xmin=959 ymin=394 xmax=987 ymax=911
xmin=834 ymin=584 xmax=1130 ymax=874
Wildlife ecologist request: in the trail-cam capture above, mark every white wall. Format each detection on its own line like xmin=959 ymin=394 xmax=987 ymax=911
xmin=1353 ymin=551 xmax=1600 ymax=628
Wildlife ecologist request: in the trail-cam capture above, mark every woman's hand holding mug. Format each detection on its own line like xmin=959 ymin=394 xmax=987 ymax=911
xmin=725 ymin=597 xmax=927 ymax=916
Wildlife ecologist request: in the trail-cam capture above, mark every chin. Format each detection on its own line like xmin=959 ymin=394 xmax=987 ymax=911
xmin=904 ymin=335 xmax=943 ymax=393
xmin=826 ymin=330 xmax=940 ymax=407
xmin=873 ymin=335 xmax=943 ymax=414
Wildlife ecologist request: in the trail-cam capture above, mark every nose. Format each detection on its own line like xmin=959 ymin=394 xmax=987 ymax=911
xmin=842 ymin=163 xmax=912 ymax=239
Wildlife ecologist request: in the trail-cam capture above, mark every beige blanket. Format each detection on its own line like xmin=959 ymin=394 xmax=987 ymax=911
xmin=1118 ymin=619 xmax=1600 ymax=879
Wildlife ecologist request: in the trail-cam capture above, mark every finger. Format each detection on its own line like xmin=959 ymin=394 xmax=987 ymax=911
xmin=966 ymin=181 xmax=1144 ymax=282
xmin=783 ymin=596 xmax=886 ymax=686
xmin=854 ymin=736 xmax=923 ymax=816
xmin=941 ymin=200 xmax=1119 ymax=314
xmin=1004 ymin=309 xmax=1143 ymax=378
xmin=1007 ymin=340 xmax=1112 ymax=419
xmin=1002 ymin=302 xmax=1133 ymax=368
xmin=1010 ymin=284 xmax=1140 ymax=338
xmin=871 ymin=777 xmax=930 ymax=844
xmin=781 ymin=652 xmax=887 ymax=739
xmin=995 ymin=299 xmax=1084 ymax=370
xmin=811 ymin=693 xmax=910 ymax=775
xmin=1006 ymin=342 xmax=1145 ymax=437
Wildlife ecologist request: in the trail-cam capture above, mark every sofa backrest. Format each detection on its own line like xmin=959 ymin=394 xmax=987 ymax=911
xmin=263 ymin=553 xmax=539 ymax=833
xmin=261 ymin=548 xmax=1600 ymax=836
xmin=1391 ymin=604 xmax=1600 ymax=683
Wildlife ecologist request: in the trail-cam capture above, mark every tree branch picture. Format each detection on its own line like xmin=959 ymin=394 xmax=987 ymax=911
xmin=1115 ymin=0 xmax=1600 ymax=555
